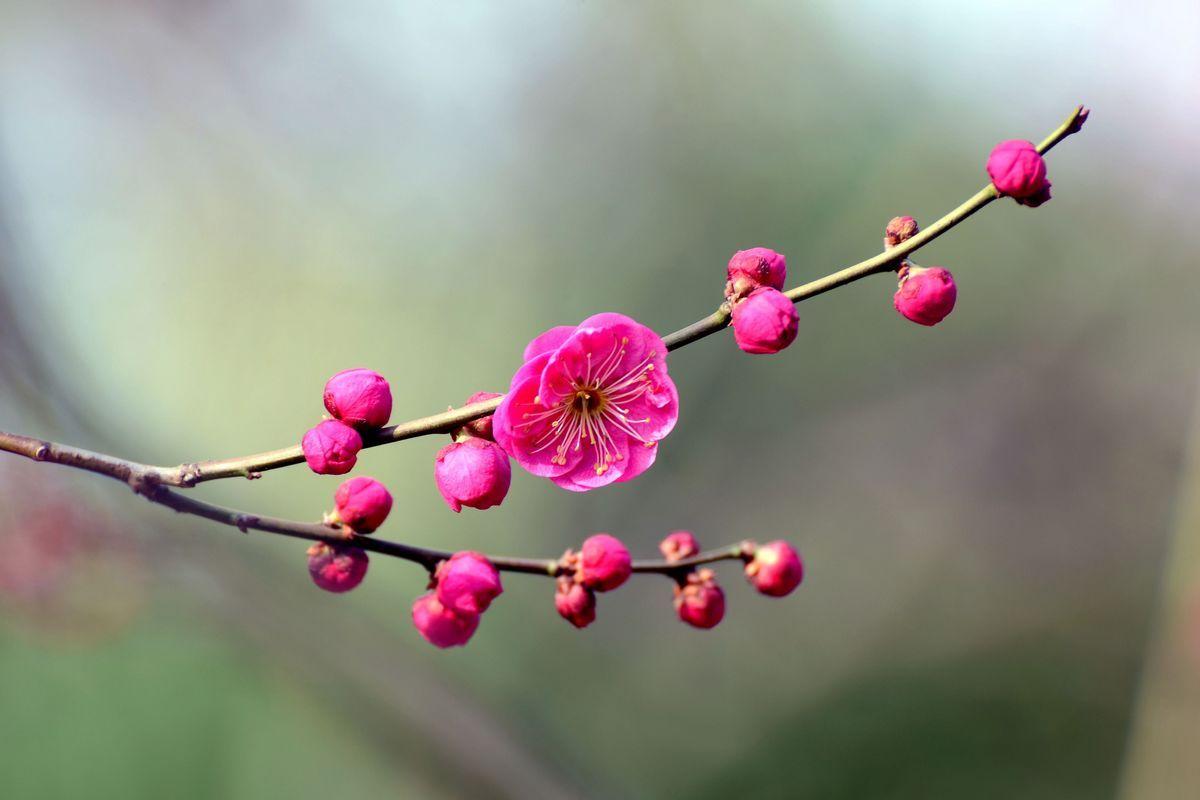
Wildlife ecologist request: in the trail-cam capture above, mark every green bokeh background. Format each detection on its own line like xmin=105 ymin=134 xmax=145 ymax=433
xmin=1 ymin=2 xmax=1197 ymax=798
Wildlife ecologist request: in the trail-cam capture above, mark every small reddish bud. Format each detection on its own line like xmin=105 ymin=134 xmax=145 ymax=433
xmin=884 ymin=216 xmax=920 ymax=249
xmin=745 ymin=540 xmax=804 ymax=597
xmin=731 ymin=287 xmax=799 ymax=354
xmin=434 ymin=438 xmax=512 ymax=512
xmin=659 ymin=530 xmax=700 ymax=562
xmin=323 ymin=368 xmax=393 ymax=429
xmin=411 ymin=593 xmax=480 ymax=648
xmin=578 ymin=533 xmax=632 ymax=592
xmin=333 ymin=476 xmax=393 ymax=533
xmin=986 ymin=140 xmax=1051 ymax=206
xmin=725 ymin=247 xmax=788 ymax=303
xmin=675 ymin=569 xmax=726 ymax=629
xmin=307 ymin=542 xmax=369 ymax=593
xmin=555 ymin=577 xmax=597 ymax=629
xmin=457 ymin=391 xmax=503 ymax=442
xmin=435 ymin=551 xmax=503 ymax=615
xmin=302 ymin=419 xmax=363 ymax=475
xmin=893 ymin=265 xmax=957 ymax=327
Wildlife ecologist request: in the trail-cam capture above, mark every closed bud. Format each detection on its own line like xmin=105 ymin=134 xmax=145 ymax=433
xmin=323 ymin=368 xmax=393 ymax=429
xmin=674 ymin=569 xmax=726 ymax=629
xmin=731 ymin=287 xmax=799 ymax=354
xmin=301 ymin=419 xmax=363 ymax=475
xmin=744 ymin=540 xmax=804 ymax=597
xmin=555 ymin=577 xmax=597 ymax=629
xmin=659 ymin=530 xmax=700 ymax=562
xmin=986 ymin=140 xmax=1051 ymax=205
xmin=893 ymin=265 xmax=957 ymax=326
xmin=333 ymin=476 xmax=393 ymax=533
xmin=434 ymin=438 xmax=512 ymax=512
xmin=411 ymin=593 xmax=480 ymax=648
xmin=457 ymin=391 xmax=503 ymax=442
xmin=884 ymin=216 xmax=919 ymax=248
xmin=725 ymin=247 xmax=787 ymax=303
xmin=435 ymin=551 xmax=503 ymax=615
xmin=578 ymin=533 xmax=632 ymax=592
xmin=306 ymin=542 xmax=369 ymax=593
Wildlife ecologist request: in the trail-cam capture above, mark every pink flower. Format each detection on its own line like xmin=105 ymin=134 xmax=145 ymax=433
xmin=307 ymin=542 xmax=369 ymax=593
xmin=493 ymin=313 xmax=679 ymax=492
xmin=659 ymin=530 xmax=700 ymax=562
xmin=457 ymin=391 xmax=503 ymax=442
xmin=435 ymin=551 xmax=503 ymax=615
xmin=725 ymin=247 xmax=788 ymax=303
xmin=745 ymin=540 xmax=804 ymax=597
xmin=333 ymin=476 xmax=393 ymax=533
xmin=301 ymin=419 xmax=363 ymax=475
xmin=323 ymin=368 xmax=393 ymax=429
xmin=555 ymin=577 xmax=597 ymax=629
xmin=675 ymin=569 xmax=725 ymax=629
xmin=411 ymin=593 xmax=480 ymax=648
xmin=986 ymin=139 xmax=1052 ymax=206
xmin=731 ymin=287 xmax=799 ymax=354
xmin=578 ymin=533 xmax=632 ymax=592
xmin=893 ymin=265 xmax=957 ymax=326
xmin=434 ymin=438 xmax=511 ymax=512
xmin=884 ymin=216 xmax=920 ymax=249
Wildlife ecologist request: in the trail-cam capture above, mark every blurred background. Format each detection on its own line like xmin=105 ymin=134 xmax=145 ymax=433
xmin=1 ymin=1 xmax=1198 ymax=798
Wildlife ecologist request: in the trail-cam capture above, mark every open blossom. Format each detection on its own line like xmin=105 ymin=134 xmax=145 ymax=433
xmin=555 ymin=577 xmax=597 ymax=629
xmin=659 ymin=531 xmax=700 ymax=562
xmin=301 ymin=419 xmax=363 ymax=475
xmin=333 ymin=476 xmax=392 ymax=533
xmin=323 ymin=368 xmax=393 ymax=429
xmin=307 ymin=542 xmax=369 ymax=593
xmin=435 ymin=551 xmax=503 ymax=615
xmin=411 ymin=593 xmax=479 ymax=648
xmin=578 ymin=533 xmax=632 ymax=592
xmin=675 ymin=569 xmax=725 ymax=629
xmin=725 ymin=247 xmax=787 ymax=303
xmin=434 ymin=438 xmax=511 ymax=512
xmin=731 ymin=287 xmax=799 ymax=354
xmin=458 ymin=391 xmax=503 ymax=442
xmin=893 ymin=265 xmax=957 ymax=326
xmin=745 ymin=540 xmax=804 ymax=597
xmin=493 ymin=313 xmax=679 ymax=492
xmin=986 ymin=140 xmax=1052 ymax=207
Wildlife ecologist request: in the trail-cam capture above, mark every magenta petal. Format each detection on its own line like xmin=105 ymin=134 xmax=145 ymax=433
xmin=522 ymin=326 xmax=577 ymax=362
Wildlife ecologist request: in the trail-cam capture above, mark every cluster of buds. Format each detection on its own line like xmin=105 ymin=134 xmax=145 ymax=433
xmin=434 ymin=391 xmax=511 ymax=512
xmin=724 ymin=248 xmax=799 ymax=355
xmin=412 ymin=551 xmax=503 ymax=648
xmin=882 ymin=216 xmax=958 ymax=327
xmin=554 ymin=533 xmax=632 ymax=628
xmin=306 ymin=475 xmax=395 ymax=593
xmin=301 ymin=369 xmax=393 ymax=474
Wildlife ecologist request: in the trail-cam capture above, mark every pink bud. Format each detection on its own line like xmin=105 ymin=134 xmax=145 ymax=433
xmin=411 ymin=593 xmax=480 ymax=648
xmin=333 ymin=476 xmax=393 ymax=533
xmin=884 ymin=216 xmax=920 ymax=249
xmin=555 ymin=577 xmax=597 ymax=629
xmin=675 ymin=569 xmax=726 ymax=629
xmin=307 ymin=542 xmax=369 ymax=593
xmin=893 ymin=265 xmax=957 ymax=327
xmin=434 ymin=438 xmax=512 ymax=513
xmin=323 ymin=368 xmax=393 ymax=429
xmin=659 ymin=531 xmax=700 ymax=562
xmin=731 ymin=287 xmax=799 ymax=354
xmin=578 ymin=533 xmax=632 ymax=592
xmin=301 ymin=419 xmax=363 ymax=475
xmin=745 ymin=540 xmax=803 ymax=597
xmin=457 ymin=391 xmax=503 ymax=442
xmin=725 ymin=247 xmax=788 ymax=303
xmin=435 ymin=551 xmax=503 ymax=615
xmin=986 ymin=139 xmax=1051 ymax=205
